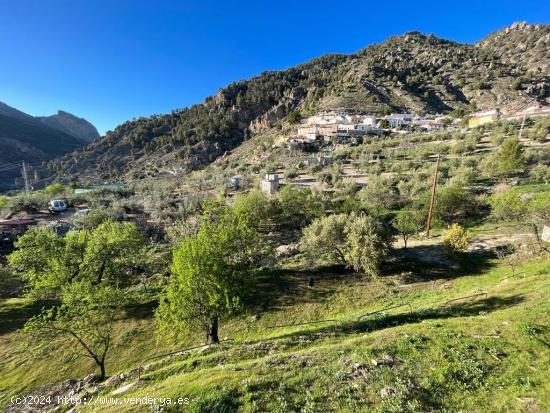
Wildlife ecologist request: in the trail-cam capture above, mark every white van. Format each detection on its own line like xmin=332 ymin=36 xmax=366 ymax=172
xmin=49 ymin=199 xmax=67 ymax=213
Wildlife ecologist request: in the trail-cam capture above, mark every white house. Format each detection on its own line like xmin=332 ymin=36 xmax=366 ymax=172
xmin=337 ymin=123 xmax=356 ymax=132
xmin=388 ymin=113 xmax=414 ymax=128
xmin=360 ymin=116 xmax=378 ymax=127
xmin=415 ymin=119 xmax=445 ymax=131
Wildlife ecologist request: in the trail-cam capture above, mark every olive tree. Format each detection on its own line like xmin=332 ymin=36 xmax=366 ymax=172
xmin=489 ymin=189 xmax=550 ymax=251
xmin=393 ymin=209 xmax=423 ymax=248
xmin=300 ymin=212 xmax=392 ymax=276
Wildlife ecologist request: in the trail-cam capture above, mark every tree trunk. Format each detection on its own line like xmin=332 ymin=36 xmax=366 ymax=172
xmin=208 ymin=317 xmax=219 ymax=344
xmin=531 ymin=223 xmax=549 ymax=253
xmin=97 ymin=359 xmax=106 ymax=380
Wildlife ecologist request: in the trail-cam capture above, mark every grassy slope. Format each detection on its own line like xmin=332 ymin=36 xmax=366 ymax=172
xmin=2 ymin=247 xmax=547 ymax=412
xmin=81 ymin=254 xmax=548 ymax=413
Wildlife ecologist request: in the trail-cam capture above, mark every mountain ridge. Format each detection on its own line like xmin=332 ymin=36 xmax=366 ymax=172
xmin=0 ymin=103 xmax=99 ymax=191
xmin=47 ymin=22 xmax=550 ymax=182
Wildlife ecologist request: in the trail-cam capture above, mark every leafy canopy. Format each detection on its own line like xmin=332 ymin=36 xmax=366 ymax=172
xmin=301 ymin=212 xmax=392 ymax=276
xmin=8 ymin=220 xmax=145 ymax=298
xmin=156 ymin=208 xmax=262 ymax=342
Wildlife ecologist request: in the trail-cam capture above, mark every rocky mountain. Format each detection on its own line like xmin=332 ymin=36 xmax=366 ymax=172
xmin=37 ymin=110 xmax=99 ymax=142
xmin=49 ymin=22 xmax=550 ymax=182
xmin=0 ymin=103 xmax=98 ymax=191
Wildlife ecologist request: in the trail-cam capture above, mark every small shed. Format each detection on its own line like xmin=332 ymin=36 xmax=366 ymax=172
xmin=260 ymin=173 xmax=279 ymax=195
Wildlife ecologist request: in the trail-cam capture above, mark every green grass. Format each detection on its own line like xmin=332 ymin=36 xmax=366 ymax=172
xmin=1 ymin=247 xmax=549 ymax=412
xmin=79 ymin=254 xmax=549 ymax=413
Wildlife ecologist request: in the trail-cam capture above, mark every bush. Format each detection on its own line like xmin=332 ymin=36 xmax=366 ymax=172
xmin=42 ymin=183 xmax=67 ymax=197
xmin=71 ymin=206 xmax=125 ymax=229
xmin=442 ymin=224 xmax=471 ymax=252
xmin=0 ymin=195 xmax=9 ymax=210
xmin=529 ymin=164 xmax=550 ymax=184
xmin=6 ymin=193 xmax=48 ymax=215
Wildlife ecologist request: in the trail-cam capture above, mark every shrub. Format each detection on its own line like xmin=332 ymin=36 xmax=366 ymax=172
xmin=442 ymin=224 xmax=471 ymax=252
xmin=42 ymin=183 xmax=67 ymax=197
xmin=6 ymin=193 xmax=48 ymax=215
xmin=0 ymin=195 xmax=9 ymax=210
xmin=529 ymin=164 xmax=550 ymax=184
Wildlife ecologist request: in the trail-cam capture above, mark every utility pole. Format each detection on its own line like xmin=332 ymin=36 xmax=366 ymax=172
xmin=425 ymin=153 xmax=440 ymax=238
xmin=22 ymin=161 xmax=30 ymax=193
xmin=518 ymin=114 xmax=526 ymax=140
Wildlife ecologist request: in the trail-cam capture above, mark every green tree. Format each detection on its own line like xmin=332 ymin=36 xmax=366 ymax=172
xmin=8 ymin=220 xmax=145 ymax=298
xmin=358 ymin=176 xmax=397 ymax=215
xmin=156 ymin=212 xmax=261 ymax=344
xmin=275 ymin=186 xmax=325 ymax=229
xmin=394 ymin=209 xmax=423 ymax=248
xmin=490 ymin=138 xmax=526 ymax=177
xmin=489 ymin=189 xmax=549 ymax=251
xmin=286 ymin=111 xmax=302 ymax=124
xmin=488 ymin=189 xmax=527 ymax=222
xmin=22 ymin=282 xmax=125 ymax=380
xmin=419 ymin=184 xmax=476 ymax=226
xmin=232 ymin=190 xmax=271 ymax=230
xmin=300 ymin=213 xmax=392 ymax=276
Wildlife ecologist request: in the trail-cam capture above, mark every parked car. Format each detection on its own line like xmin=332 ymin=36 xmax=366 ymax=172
xmin=49 ymin=199 xmax=67 ymax=213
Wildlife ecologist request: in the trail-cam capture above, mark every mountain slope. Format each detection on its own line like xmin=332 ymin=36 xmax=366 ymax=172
xmin=37 ymin=110 xmax=99 ymax=142
xmin=49 ymin=23 xmax=550 ymax=182
xmin=0 ymin=112 xmax=90 ymax=191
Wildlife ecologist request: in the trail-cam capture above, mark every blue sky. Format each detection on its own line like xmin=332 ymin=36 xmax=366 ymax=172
xmin=0 ymin=1 xmax=548 ymax=134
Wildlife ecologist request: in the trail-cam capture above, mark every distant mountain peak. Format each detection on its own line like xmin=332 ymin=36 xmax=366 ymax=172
xmin=38 ymin=110 xmax=100 ymax=142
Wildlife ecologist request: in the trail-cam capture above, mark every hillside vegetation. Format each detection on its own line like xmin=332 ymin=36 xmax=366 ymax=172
xmin=0 ymin=22 xmax=549 ymax=413
xmin=48 ymin=23 xmax=550 ymax=183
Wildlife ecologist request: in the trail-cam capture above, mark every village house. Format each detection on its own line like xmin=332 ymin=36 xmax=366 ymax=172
xmin=414 ymin=119 xmax=446 ymax=131
xmin=387 ymin=113 xmax=414 ymax=128
xmin=305 ymin=155 xmax=333 ymax=167
xmin=468 ymin=109 xmax=500 ymax=127
xmin=337 ymin=123 xmax=356 ymax=133
xmin=359 ymin=115 xmax=378 ymax=127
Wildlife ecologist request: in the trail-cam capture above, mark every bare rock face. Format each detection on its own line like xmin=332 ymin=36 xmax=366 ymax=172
xmin=249 ymin=103 xmax=288 ymax=134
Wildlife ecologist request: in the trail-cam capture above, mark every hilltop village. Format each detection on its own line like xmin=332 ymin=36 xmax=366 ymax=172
xmin=277 ymin=105 xmax=550 ymax=150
